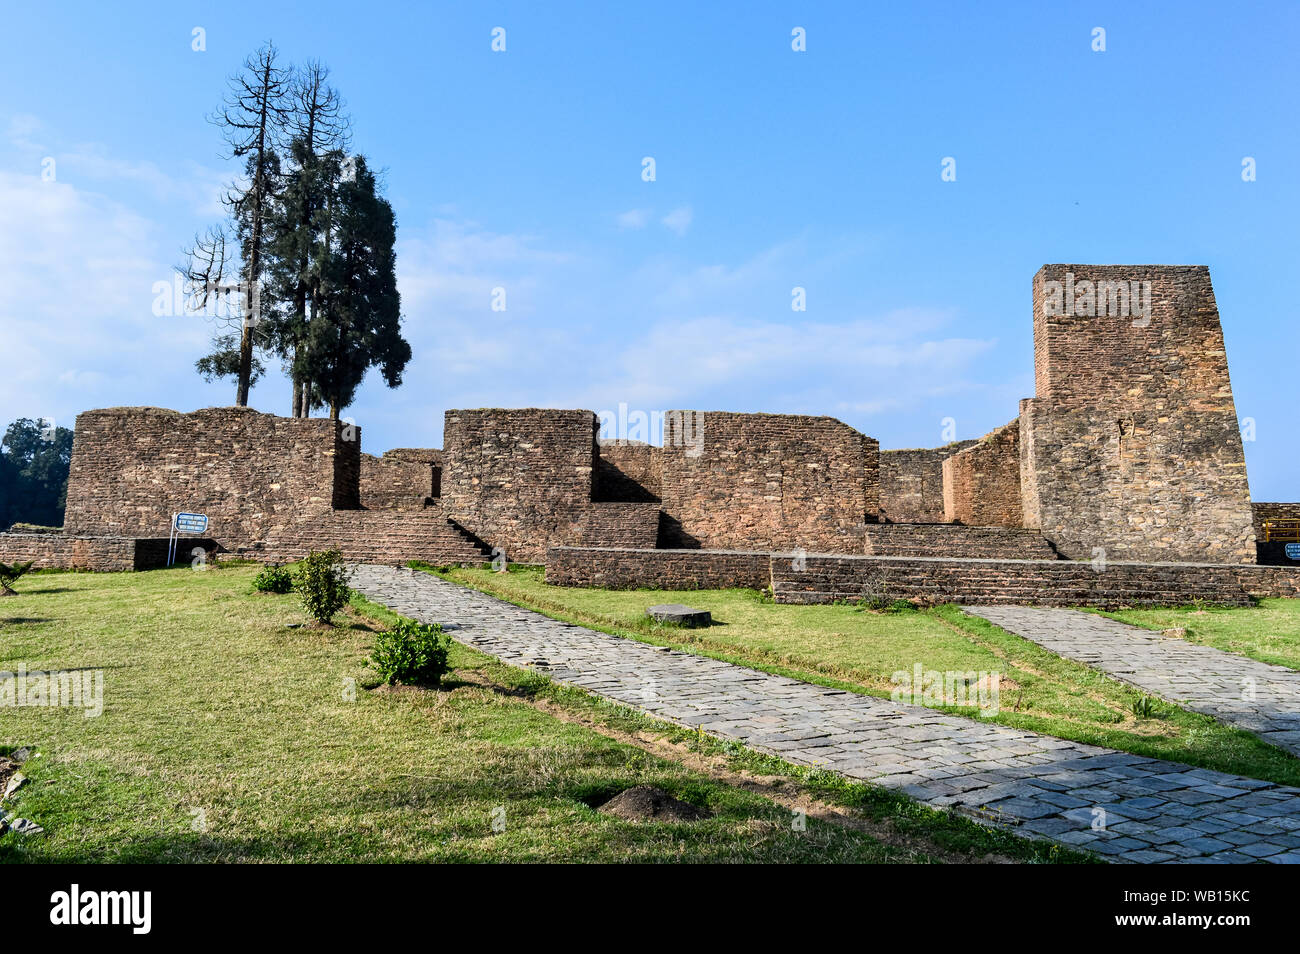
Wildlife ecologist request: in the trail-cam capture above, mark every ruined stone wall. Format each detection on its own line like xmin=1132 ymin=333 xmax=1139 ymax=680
xmin=440 ymin=408 xmax=598 ymax=563
xmin=1020 ymin=265 xmax=1256 ymax=563
xmin=384 ymin=448 xmax=442 ymax=498
xmin=770 ymin=553 xmax=1274 ymax=608
xmin=545 ymin=546 xmax=771 ymax=590
xmin=878 ymin=442 xmax=974 ymax=523
xmin=659 ymin=411 xmax=878 ymax=552
xmin=594 ymin=441 xmax=661 ymax=502
xmin=571 ymin=503 xmax=661 ymax=548
xmin=62 ymin=407 xmax=359 ymax=548
xmin=863 ymin=523 xmax=1058 ymax=560
xmin=942 ymin=421 xmax=1022 ymax=528
xmin=360 ymin=450 xmax=437 ymax=509
xmin=0 ymin=532 xmax=217 ymax=571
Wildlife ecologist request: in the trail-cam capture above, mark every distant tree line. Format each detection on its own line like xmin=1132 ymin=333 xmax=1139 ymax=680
xmin=183 ymin=42 xmax=410 ymax=419
xmin=0 ymin=419 xmax=74 ymax=530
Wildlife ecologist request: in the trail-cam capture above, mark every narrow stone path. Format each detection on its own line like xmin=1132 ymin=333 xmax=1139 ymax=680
xmin=351 ymin=565 xmax=1300 ymax=863
xmin=964 ymin=606 xmax=1300 ymax=758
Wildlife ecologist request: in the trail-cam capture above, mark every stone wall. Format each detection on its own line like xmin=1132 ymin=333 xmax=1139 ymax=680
xmin=0 ymin=532 xmax=217 ymax=571
xmin=594 ymin=441 xmax=661 ymax=502
xmin=441 ymin=408 xmax=598 ymax=563
xmin=659 ymin=411 xmax=878 ymax=552
xmin=863 ymin=523 xmax=1058 ymax=560
xmin=942 ymin=420 xmax=1022 ymax=527
xmin=571 ymin=503 xmax=661 ymax=549
xmin=62 ymin=407 xmax=359 ymax=549
xmin=1019 ymin=265 xmax=1257 ymax=563
xmin=360 ymin=450 xmax=437 ymax=509
xmin=770 ymin=552 xmax=1288 ymax=608
xmin=878 ymin=442 xmax=974 ymax=523
xmin=545 ymin=546 xmax=771 ymax=590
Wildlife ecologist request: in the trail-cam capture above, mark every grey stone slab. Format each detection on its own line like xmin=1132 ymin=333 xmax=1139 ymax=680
xmin=965 ymin=605 xmax=1300 ymax=758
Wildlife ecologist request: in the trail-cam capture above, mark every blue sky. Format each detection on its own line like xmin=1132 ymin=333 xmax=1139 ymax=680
xmin=1 ymin=1 xmax=1296 ymax=498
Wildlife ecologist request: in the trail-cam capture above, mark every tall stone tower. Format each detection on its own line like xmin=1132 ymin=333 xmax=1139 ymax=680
xmin=1019 ymin=265 xmax=1256 ymax=564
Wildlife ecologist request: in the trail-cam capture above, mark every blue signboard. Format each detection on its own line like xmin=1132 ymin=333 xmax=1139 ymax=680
xmin=169 ymin=512 xmax=210 ymax=565
xmin=1286 ymin=543 xmax=1300 ymax=562
xmin=174 ymin=512 xmax=208 ymax=534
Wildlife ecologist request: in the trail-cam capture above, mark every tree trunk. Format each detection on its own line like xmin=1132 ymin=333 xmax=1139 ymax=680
xmin=236 ymin=318 xmax=254 ymax=406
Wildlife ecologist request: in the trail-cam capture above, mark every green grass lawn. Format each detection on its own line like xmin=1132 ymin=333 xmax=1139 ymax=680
xmin=431 ymin=565 xmax=1300 ymax=787
xmin=0 ymin=565 xmax=1072 ymax=863
xmin=1102 ymin=599 xmax=1300 ymax=670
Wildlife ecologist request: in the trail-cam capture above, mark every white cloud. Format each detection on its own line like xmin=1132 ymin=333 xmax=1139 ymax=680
xmin=0 ymin=168 xmax=227 ymax=427
xmin=617 ymin=208 xmax=649 ymax=229
xmin=660 ymin=205 xmax=693 ymax=236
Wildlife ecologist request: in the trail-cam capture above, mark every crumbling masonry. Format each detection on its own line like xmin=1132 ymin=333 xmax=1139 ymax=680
xmin=2 ymin=265 xmax=1296 ymax=606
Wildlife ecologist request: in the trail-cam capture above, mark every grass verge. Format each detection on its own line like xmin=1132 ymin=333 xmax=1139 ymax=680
xmin=423 ymin=565 xmax=1300 ymax=787
xmin=0 ymin=565 xmax=1077 ymax=863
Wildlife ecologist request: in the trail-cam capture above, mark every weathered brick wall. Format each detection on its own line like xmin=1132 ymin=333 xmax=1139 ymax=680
xmin=594 ymin=441 xmax=661 ymax=502
xmin=572 ymin=503 xmax=661 ymax=548
xmin=359 ymin=450 xmax=437 ymax=509
xmin=1020 ymin=266 xmax=1257 ymax=563
xmin=383 ymin=448 xmax=442 ymax=497
xmin=545 ymin=546 xmax=771 ymax=590
xmin=441 ymin=408 xmax=598 ymax=563
xmin=878 ymin=442 xmax=974 ymax=522
xmin=659 ymin=411 xmax=878 ymax=552
xmin=863 ymin=524 xmax=1058 ymax=560
xmin=942 ymin=420 xmax=1022 ymax=527
xmin=770 ymin=553 xmax=1287 ymax=608
xmin=0 ymin=532 xmax=216 ymax=571
xmin=62 ymin=407 xmax=359 ymax=549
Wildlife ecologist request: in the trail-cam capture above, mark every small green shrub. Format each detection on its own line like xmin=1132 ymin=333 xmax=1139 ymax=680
xmin=369 ymin=619 xmax=452 ymax=685
xmin=1130 ymin=695 xmax=1160 ymax=719
xmin=0 ymin=560 xmax=35 ymax=595
xmin=295 ymin=549 xmax=351 ymax=624
xmin=252 ymin=564 xmax=294 ymax=594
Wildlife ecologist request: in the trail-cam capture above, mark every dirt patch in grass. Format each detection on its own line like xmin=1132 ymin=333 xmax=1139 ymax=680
xmin=451 ymin=669 xmax=1019 ymax=864
xmin=0 ymin=755 xmax=18 ymax=794
xmin=597 ymin=785 xmax=712 ymax=823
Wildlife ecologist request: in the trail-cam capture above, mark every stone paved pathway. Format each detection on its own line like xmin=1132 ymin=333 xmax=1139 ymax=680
xmin=964 ymin=606 xmax=1300 ymax=758
xmin=351 ymin=565 xmax=1300 ymax=863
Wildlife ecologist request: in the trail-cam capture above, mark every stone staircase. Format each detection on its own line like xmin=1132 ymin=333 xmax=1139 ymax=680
xmin=251 ymin=505 xmax=489 ymax=566
xmin=864 ymin=523 xmax=1060 ymax=560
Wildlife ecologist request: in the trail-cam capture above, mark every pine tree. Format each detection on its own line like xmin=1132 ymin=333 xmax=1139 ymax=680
xmin=299 ymin=156 xmax=410 ymax=419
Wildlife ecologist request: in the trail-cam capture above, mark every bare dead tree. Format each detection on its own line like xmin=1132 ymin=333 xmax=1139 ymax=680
xmin=178 ymin=226 xmax=233 ymax=316
xmin=281 ymin=61 xmax=350 ymax=417
xmin=208 ymin=41 xmax=293 ymax=406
